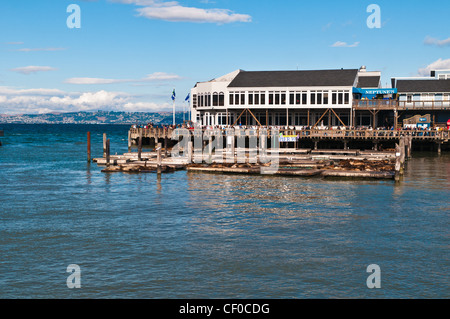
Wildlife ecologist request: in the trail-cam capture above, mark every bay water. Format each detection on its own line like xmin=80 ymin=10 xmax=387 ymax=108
xmin=0 ymin=124 xmax=448 ymax=298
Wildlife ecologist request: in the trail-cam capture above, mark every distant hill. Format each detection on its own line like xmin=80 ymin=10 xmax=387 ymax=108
xmin=0 ymin=111 xmax=190 ymax=125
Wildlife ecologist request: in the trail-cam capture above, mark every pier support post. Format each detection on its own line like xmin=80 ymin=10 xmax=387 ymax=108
xmin=128 ymin=130 xmax=131 ymax=152
xmin=103 ymin=133 xmax=107 ymax=158
xmin=437 ymin=142 xmax=442 ymax=155
xmin=406 ymin=136 xmax=412 ymax=158
xmin=87 ymin=132 xmax=91 ymax=163
xmin=395 ymin=143 xmax=401 ymax=182
xmin=157 ymin=143 xmax=162 ymax=174
xmin=138 ymin=128 xmax=143 ymax=161
xmin=231 ymin=136 xmax=236 ymax=164
xmin=106 ymin=139 xmax=110 ymax=168
xmin=399 ymin=136 xmax=405 ymax=175
xmin=187 ymin=141 xmax=193 ymax=164
xmin=343 ymin=139 xmax=348 ymax=150
xmin=164 ymin=134 xmax=168 ymax=158
xmin=208 ymin=136 xmax=213 ymax=163
xmin=314 ymin=140 xmax=318 ymax=150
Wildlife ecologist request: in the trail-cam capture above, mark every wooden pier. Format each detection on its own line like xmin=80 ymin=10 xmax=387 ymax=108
xmin=94 ymin=131 xmax=415 ymax=180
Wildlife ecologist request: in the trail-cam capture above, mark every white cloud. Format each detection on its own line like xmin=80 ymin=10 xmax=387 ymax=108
xmin=331 ymin=41 xmax=359 ymax=48
xmin=16 ymin=47 xmax=66 ymax=52
xmin=417 ymin=58 xmax=450 ymax=76
xmin=111 ymin=0 xmax=251 ymax=24
xmin=10 ymin=66 xmax=58 ymax=75
xmin=424 ymin=36 xmax=450 ymax=47
xmin=0 ymin=86 xmax=172 ymax=114
xmin=64 ymin=72 xmax=182 ymax=85
xmin=65 ymin=78 xmax=127 ymax=85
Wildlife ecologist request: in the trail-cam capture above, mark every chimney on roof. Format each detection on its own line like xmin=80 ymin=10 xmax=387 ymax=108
xmin=360 ymin=66 xmax=367 ymax=72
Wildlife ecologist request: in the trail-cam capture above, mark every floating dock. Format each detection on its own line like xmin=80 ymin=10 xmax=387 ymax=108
xmin=90 ymin=129 xmax=417 ymax=180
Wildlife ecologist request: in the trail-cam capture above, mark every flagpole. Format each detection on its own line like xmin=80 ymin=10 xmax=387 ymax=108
xmin=173 ymin=99 xmax=175 ymax=126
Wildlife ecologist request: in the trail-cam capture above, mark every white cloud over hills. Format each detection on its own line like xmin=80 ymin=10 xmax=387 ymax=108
xmin=0 ymin=86 xmax=172 ymax=114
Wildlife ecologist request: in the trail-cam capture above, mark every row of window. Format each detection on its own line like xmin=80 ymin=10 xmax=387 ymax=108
xmin=399 ymin=93 xmax=450 ymax=102
xmin=193 ymin=90 xmax=351 ymax=108
xmin=197 ymin=111 xmax=351 ymax=126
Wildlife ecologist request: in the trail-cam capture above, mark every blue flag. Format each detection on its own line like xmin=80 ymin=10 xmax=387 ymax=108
xmin=185 ymin=93 xmax=190 ymax=102
xmin=171 ymin=89 xmax=176 ymax=101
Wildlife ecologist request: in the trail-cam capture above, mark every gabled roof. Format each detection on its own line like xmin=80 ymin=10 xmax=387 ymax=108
xmin=396 ymin=79 xmax=450 ymax=93
xmin=228 ymin=69 xmax=358 ymax=88
xmin=357 ymin=76 xmax=380 ymax=88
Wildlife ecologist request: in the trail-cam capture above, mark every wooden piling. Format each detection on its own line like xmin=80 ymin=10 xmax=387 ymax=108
xmin=138 ymin=128 xmax=143 ymax=161
xmin=399 ymin=136 xmax=405 ymax=175
xmin=395 ymin=143 xmax=401 ymax=182
xmin=157 ymin=143 xmax=162 ymax=174
xmin=128 ymin=130 xmax=131 ymax=152
xmin=87 ymin=131 xmax=91 ymax=163
xmin=164 ymin=134 xmax=168 ymax=158
xmin=106 ymin=139 xmax=110 ymax=167
xmin=103 ymin=133 xmax=107 ymax=158
xmin=187 ymin=141 xmax=193 ymax=163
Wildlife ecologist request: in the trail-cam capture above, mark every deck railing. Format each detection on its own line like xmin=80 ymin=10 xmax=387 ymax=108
xmin=130 ymin=127 xmax=449 ymax=142
xmin=354 ymin=99 xmax=450 ymax=110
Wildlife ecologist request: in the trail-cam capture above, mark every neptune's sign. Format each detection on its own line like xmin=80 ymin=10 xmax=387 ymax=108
xmin=353 ymin=88 xmax=397 ymax=95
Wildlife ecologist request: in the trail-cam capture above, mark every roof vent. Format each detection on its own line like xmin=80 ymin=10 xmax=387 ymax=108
xmin=360 ymin=66 xmax=367 ymax=72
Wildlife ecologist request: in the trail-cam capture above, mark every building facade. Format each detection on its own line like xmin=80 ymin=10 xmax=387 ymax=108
xmin=190 ymin=67 xmax=450 ymax=129
xmin=191 ymin=67 xmax=383 ymax=128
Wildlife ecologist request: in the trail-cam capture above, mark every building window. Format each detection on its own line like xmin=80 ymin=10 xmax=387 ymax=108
xmin=240 ymin=93 xmax=245 ymax=105
xmin=281 ymin=93 xmax=286 ymax=105
xmin=219 ymin=92 xmax=225 ymax=106
xmin=290 ymin=93 xmax=295 ymax=105
xmin=311 ymin=92 xmax=316 ymax=105
xmin=235 ymin=93 xmax=240 ymax=105
xmin=344 ymin=92 xmax=349 ymax=104
xmin=261 ymin=93 xmax=266 ymax=105
xmin=193 ymin=94 xmax=197 ymax=108
xmin=269 ymin=92 xmax=274 ymax=105
xmin=248 ymin=92 xmax=254 ymax=105
xmin=338 ymin=92 xmax=343 ymax=104
xmin=213 ymin=93 xmax=218 ymax=106
xmin=255 ymin=92 xmax=260 ymax=105
xmin=317 ymin=92 xmax=322 ymax=105
xmin=302 ymin=93 xmax=307 ymax=105
xmin=275 ymin=92 xmax=280 ymax=105
xmin=332 ymin=92 xmax=337 ymax=104
xmin=229 ymin=93 xmax=234 ymax=105
xmin=324 ymin=93 xmax=329 ymax=105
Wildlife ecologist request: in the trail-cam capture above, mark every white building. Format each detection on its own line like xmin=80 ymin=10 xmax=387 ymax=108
xmin=190 ymin=67 xmax=381 ymax=128
xmin=392 ymin=70 xmax=450 ymax=106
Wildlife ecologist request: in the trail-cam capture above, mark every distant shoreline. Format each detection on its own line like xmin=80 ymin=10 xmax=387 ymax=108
xmin=0 ymin=111 xmax=186 ymax=125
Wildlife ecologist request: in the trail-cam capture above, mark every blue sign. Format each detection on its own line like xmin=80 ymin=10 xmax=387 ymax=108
xmin=353 ymin=88 xmax=397 ymax=95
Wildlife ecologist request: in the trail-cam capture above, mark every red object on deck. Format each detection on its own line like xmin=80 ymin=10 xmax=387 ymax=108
xmin=447 ymin=119 xmax=450 ymax=130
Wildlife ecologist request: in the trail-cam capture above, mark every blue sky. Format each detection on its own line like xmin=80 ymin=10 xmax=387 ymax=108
xmin=1 ymin=0 xmax=449 ymax=114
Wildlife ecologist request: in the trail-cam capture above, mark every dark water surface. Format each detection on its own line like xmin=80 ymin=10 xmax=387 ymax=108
xmin=0 ymin=124 xmax=448 ymax=298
